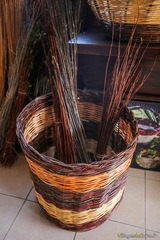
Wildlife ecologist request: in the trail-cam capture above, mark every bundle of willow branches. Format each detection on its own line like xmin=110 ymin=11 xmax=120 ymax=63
xmin=96 ymin=28 xmax=156 ymax=160
xmin=0 ymin=2 xmax=6 ymax=105
xmin=0 ymin=0 xmax=40 ymax=166
xmin=44 ymin=0 xmax=90 ymax=164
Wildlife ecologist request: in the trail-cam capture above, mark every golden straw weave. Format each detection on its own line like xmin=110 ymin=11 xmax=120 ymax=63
xmin=87 ymin=0 xmax=160 ymax=43
xmin=16 ymin=90 xmax=138 ymax=231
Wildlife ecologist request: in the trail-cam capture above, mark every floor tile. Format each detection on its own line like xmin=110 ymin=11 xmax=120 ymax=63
xmin=0 ymin=194 xmax=24 ymax=240
xmin=27 ymin=187 xmax=37 ymax=202
xmin=75 ymin=220 xmax=145 ymax=240
xmin=0 ymin=154 xmax=32 ymax=198
xmin=146 ymin=170 xmax=160 ymax=181
xmin=146 ymin=179 xmax=160 ymax=232
xmin=110 ymin=175 xmax=145 ymax=228
xmin=5 ymin=201 xmax=75 ymax=240
xmin=146 ymin=230 xmax=160 ymax=240
xmin=128 ymin=167 xmax=145 ymax=178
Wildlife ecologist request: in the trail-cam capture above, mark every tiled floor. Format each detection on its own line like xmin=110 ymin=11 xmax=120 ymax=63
xmin=0 ymin=154 xmax=160 ymax=240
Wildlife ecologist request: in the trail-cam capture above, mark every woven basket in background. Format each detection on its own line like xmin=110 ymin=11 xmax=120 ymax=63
xmin=87 ymin=0 xmax=160 ymax=43
xmin=136 ymin=154 xmax=160 ymax=169
xmin=16 ymin=90 xmax=138 ymax=231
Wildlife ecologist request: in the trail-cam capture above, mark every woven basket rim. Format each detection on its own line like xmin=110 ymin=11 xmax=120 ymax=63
xmin=16 ymin=92 xmax=138 ymax=168
xmin=87 ymin=0 xmax=160 ymax=24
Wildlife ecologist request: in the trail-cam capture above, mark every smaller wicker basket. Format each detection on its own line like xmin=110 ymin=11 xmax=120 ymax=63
xmin=16 ymin=90 xmax=138 ymax=231
xmin=136 ymin=155 xmax=160 ymax=169
xmin=136 ymin=149 xmax=160 ymax=169
xmin=87 ymin=0 xmax=160 ymax=43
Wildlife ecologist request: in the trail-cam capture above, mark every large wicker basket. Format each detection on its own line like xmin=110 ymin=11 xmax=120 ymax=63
xmin=87 ymin=0 xmax=160 ymax=43
xmin=16 ymin=90 xmax=138 ymax=231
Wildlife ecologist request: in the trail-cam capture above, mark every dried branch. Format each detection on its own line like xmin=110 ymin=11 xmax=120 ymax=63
xmin=96 ymin=29 xmax=156 ymax=160
xmin=0 ymin=2 xmax=7 ymax=103
xmin=0 ymin=0 xmax=40 ymax=166
xmin=44 ymin=0 xmax=90 ymax=164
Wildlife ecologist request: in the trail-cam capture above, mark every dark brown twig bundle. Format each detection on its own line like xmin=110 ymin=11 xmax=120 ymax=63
xmin=0 ymin=79 xmax=28 ymax=166
xmin=0 ymin=0 xmax=24 ymax=150
xmin=0 ymin=46 xmax=34 ymax=166
xmin=96 ymin=28 xmax=156 ymax=160
xmin=0 ymin=2 xmax=6 ymax=104
xmin=0 ymin=0 xmax=39 ymax=166
xmin=44 ymin=0 xmax=90 ymax=164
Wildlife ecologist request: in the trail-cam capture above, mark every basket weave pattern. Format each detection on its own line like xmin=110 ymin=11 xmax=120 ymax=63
xmin=16 ymin=91 xmax=138 ymax=231
xmin=87 ymin=0 xmax=160 ymax=43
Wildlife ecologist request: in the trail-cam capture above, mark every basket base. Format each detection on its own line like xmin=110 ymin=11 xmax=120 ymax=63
xmin=102 ymin=21 xmax=160 ymax=44
xmin=39 ymin=198 xmax=123 ymax=232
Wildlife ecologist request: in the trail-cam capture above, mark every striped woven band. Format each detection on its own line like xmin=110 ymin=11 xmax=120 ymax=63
xmin=36 ymin=187 xmax=124 ymax=225
xmin=26 ymin=157 xmax=131 ymax=193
